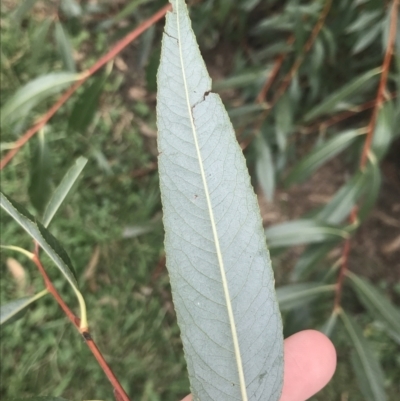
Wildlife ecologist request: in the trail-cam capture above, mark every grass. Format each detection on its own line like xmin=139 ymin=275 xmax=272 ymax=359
xmin=0 ymin=100 xmax=190 ymax=399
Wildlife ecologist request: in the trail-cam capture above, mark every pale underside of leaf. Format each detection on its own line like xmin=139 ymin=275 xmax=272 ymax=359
xmin=157 ymin=1 xmax=283 ymax=401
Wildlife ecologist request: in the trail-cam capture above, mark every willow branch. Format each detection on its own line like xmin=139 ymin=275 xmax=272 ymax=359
xmin=241 ymin=0 xmax=333 ymax=150
xmin=334 ymin=0 xmax=398 ymax=309
xmin=32 ymin=246 xmax=131 ymax=401
xmin=0 ymin=3 xmax=172 ymax=170
xmin=360 ymin=0 xmax=398 ymax=168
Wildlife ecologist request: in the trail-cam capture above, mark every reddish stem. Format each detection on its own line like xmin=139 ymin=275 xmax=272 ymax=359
xmin=33 ymin=254 xmax=80 ymax=327
xmin=32 ymin=250 xmax=130 ymax=401
xmin=270 ymin=0 xmax=332 ymax=109
xmin=301 ymin=92 xmax=396 ymax=134
xmin=241 ymin=0 xmax=332 ymax=151
xmin=334 ymin=238 xmax=351 ymax=311
xmin=0 ymin=3 xmax=172 ymax=170
xmin=256 ymin=36 xmax=295 ymax=104
xmin=334 ymin=0 xmax=399 ymax=310
xmin=360 ymin=0 xmax=398 ymax=168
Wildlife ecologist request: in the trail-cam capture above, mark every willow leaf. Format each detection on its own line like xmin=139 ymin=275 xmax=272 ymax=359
xmin=156 ymin=1 xmax=284 ymax=400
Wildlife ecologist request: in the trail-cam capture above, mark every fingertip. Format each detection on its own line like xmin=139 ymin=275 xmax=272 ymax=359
xmin=280 ymin=330 xmax=337 ymax=401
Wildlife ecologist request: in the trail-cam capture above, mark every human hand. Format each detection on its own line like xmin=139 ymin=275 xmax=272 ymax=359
xmin=180 ymin=330 xmax=336 ymax=401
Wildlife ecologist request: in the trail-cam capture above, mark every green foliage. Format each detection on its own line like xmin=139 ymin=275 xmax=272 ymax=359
xmin=1 ymin=0 xmax=399 ymax=400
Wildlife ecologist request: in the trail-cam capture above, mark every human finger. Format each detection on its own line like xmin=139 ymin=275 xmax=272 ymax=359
xmin=179 ymin=329 xmax=336 ymax=401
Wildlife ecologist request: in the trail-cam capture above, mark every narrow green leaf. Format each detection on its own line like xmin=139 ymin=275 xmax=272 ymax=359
xmin=213 ymin=70 xmax=269 ymax=91
xmin=277 ymin=283 xmax=335 ymax=311
xmin=3 ymin=397 xmax=69 ymax=401
xmin=60 ymin=0 xmax=82 ymax=18
xmin=321 ymin=311 xmax=338 ymax=338
xmin=98 ymin=0 xmax=149 ymax=30
xmin=1 ymin=289 xmax=48 ymax=326
xmin=255 ymin=136 xmax=275 ymax=202
xmin=68 ymin=75 xmax=107 ymax=134
xmin=157 ymin=1 xmax=284 ymax=400
xmin=12 ymin=0 xmax=39 ymax=23
xmin=317 ymin=171 xmax=368 ymax=224
xmin=275 ymin=94 xmax=292 ymax=151
xmin=0 ymin=192 xmax=88 ymax=328
xmin=265 ymin=219 xmax=348 ymax=248
xmin=358 ymin=162 xmax=381 ymax=221
xmin=28 ymin=130 xmax=52 ymax=213
xmin=251 ymin=15 xmax=293 ymax=35
xmin=1 ymin=72 xmax=80 ymax=127
xmin=352 ymin=23 xmax=382 ymax=54
xmin=31 ymin=19 xmax=53 ymax=67
xmin=291 ymin=241 xmax=339 ymax=280
xmin=54 ymin=22 xmax=76 ymax=72
xmin=0 ymin=192 xmax=78 ymax=287
xmin=228 ymin=103 xmax=267 ymax=118
xmin=347 ymin=271 xmax=400 ymax=344
xmin=346 ymin=11 xmax=382 ymax=33
xmin=285 ymin=130 xmax=363 ymax=185
xmin=340 ymin=310 xmax=387 ymax=401
xmin=371 ymin=102 xmax=394 ymax=161
xmin=303 ymin=68 xmax=380 ymax=121
xmin=42 ymin=156 xmax=88 ymax=227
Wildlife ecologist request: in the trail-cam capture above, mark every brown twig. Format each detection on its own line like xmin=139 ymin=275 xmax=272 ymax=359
xmin=360 ymin=0 xmax=398 ymax=168
xmin=333 ymin=238 xmax=351 ymax=311
xmin=32 ymin=253 xmax=80 ymax=327
xmin=270 ymin=0 xmax=333 ymax=109
xmin=241 ymin=0 xmax=333 ymax=150
xmin=0 ymin=3 xmax=172 ymax=170
xmin=333 ymin=0 xmax=399 ymax=309
xmin=256 ymin=36 xmax=295 ymax=104
xmin=32 ymin=247 xmax=131 ymax=401
xmin=300 ymin=91 xmax=397 ymax=135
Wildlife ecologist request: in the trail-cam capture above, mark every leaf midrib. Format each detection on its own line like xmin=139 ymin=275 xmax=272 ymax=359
xmin=174 ymin=2 xmax=248 ymax=399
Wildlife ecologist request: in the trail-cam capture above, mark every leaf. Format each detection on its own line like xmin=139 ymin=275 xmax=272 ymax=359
xmin=317 ymin=171 xmax=368 ymax=224
xmin=3 ymin=397 xmax=69 ymax=401
xmin=60 ymin=0 xmax=82 ymax=18
xmin=1 ymin=72 xmax=80 ymax=127
xmin=12 ymin=0 xmax=39 ymax=23
xmin=265 ymin=219 xmax=348 ymax=248
xmin=228 ymin=103 xmax=267 ymax=119
xmin=358 ymin=162 xmax=381 ymax=221
xmin=291 ymin=241 xmax=339 ymax=280
xmin=157 ymin=1 xmax=284 ymax=400
xmin=68 ymin=75 xmax=107 ymax=134
xmin=352 ymin=23 xmax=382 ymax=54
xmin=321 ymin=311 xmax=338 ymax=338
xmin=42 ymin=156 xmax=88 ymax=227
xmin=303 ymin=68 xmax=380 ymax=121
xmin=285 ymin=130 xmax=363 ymax=185
xmin=97 ymin=0 xmax=149 ymax=30
xmin=275 ymin=94 xmax=293 ymax=152
xmin=347 ymin=271 xmax=400 ymax=345
xmin=0 ymin=192 xmax=78 ymax=288
xmin=31 ymin=18 xmax=53 ymax=67
xmin=276 ymin=283 xmax=335 ymax=311
xmin=1 ymin=289 xmax=48 ymax=326
xmin=213 ymin=70 xmax=268 ymax=91
xmin=346 ymin=10 xmax=382 ymax=33
xmin=340 ymin=310 xmax=387 ymax=401
xmin=255 ymin=136 xmax=275 ymax=202
xmin=54 ymin=22 xmax=76 ymax=72
xmin=371 ymin=101 xmax=395 ymax=161
xmin=28 ymin=130 xmax=52 ymax=213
